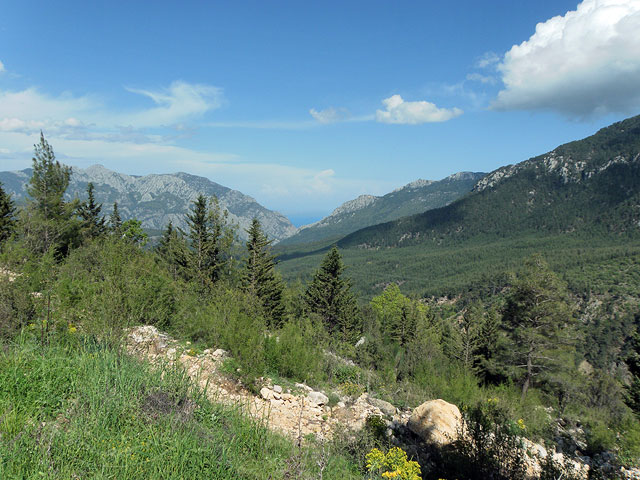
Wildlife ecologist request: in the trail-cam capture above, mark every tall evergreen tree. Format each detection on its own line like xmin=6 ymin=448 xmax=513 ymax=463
xmin=157 ymin=221 xmax=189 ymax=280
xmin=186 ymin=195 xmax=210 ymax=274
xmin=501 ymin=254 xmax=577 ymax=400
xmin=78 ymin=182 xmax=106 ymax=239
xmin=185 ymin=194 xmax=235 ymax=286
xmin=0 ymin=182 xmax=16 ymax=245
xmin=110 ymin=202 xmax=122 ymax=235
xmin=242 ymin=218 xmax=285 ymax=326
xmin=458 ymin=302 xmax=482 ymax=370
xmin=474 ymin=306 xmax=504 ymax=383
xmin=23 ymin=132 xmax=77 ymax=255
xmin=304 ymin=246 xmax=361 ymax=340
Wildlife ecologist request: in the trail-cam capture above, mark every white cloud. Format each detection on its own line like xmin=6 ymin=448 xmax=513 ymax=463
xmin=0 ymin=80 xmax=224 ymax=137
xmin=123 ymin=81 xmax=223 ymax=127
xmin=309 ymin=106 xmax=351 ymax=124
xmin=492 ymin=0 xmax=640 ymax=117
xmin=0 ymin=88 xmax=96 ymax=128
xmin=466 ymin=73 xmax=497 ymax=85
xmin=476 ymin=52 xmax=500 ymax=69
xmin=0 ymin=60 xmax=5 ymax=73
xmin=375 ymin=95 xmax=463 ymax=124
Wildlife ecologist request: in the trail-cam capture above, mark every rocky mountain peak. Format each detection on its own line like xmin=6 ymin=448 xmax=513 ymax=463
xmin=0 ymin=164 xmax=297 ymax=242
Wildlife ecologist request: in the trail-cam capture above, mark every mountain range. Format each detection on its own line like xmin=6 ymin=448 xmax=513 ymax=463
xmin=0 ymin=165 xmax=297 ymax=242
xmin=279 ymin=172 xmax=485 ymax=245
xmin=1 ymin=164 xmax=486 ymax=244
xmin=337 ymin=114 xmax=640 ymax=249
xmin=276 ymin=113 xmax=640 ymax=298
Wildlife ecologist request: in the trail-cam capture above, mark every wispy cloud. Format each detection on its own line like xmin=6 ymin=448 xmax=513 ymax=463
xmin=375 ymin=95 xmax=463 ymax=124
xmin=309 ymin=106 xmax=352 ymax=124
xmin=466 ymin=73 xmax=497 ymax=85
xmin=0 ymin=60 xmax=5 ymax=73
xmin=204 ymin=119 xmax=316 ymax=130
xmin=492 ymin=0 xmax=640 ymax=117
xmin=475 ymin=52 xmax=500 ymax=69
xmin=122 ymin=81 xmax=223 ymax=127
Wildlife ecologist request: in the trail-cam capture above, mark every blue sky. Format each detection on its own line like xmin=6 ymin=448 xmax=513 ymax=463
xmin=1 ymin=1 xmax=640 ymax=225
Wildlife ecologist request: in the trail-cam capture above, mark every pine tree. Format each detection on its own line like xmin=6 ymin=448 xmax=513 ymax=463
xmin=110 ymin=202 xmax=122 ymax=235
xmin=185 ymin=194 xmax=235 ymax=286
xmin=157 ymin=221 xmax=189 ymax=280
xmin=121 ymin=219 xmax=147 ymax=246
xmin=502 ymin=254 xmax=576 ymax=400
xmin=304 ymin=246 xmax=361 ymax=340
xmin=474 ymin=306 xmax=504 ymax=383
xmin=186 ymin=195 xmax=210 ymax=274
xmin=458 ymin=302 xmax=482 ymax=370
xmin=24 ymin=132 xmax=77 ymax=255
xmin=242 ymin=218 xmax=285 ymax=327
xmin=78 ymin=182 xmax=106 ymax=239
xmin=0 ymin=182 xmax=16 ymax=245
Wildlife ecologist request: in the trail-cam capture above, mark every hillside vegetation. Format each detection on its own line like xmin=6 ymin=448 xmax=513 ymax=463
xmin=277 ymin=115 xmax=640 ymax=300
xmin=2 ymin=124 xmax=640 ymax=479
xmin=279 ymin=172 xmax=485 ymax=246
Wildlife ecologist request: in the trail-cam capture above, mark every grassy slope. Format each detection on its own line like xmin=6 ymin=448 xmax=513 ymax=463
xmin=0 ymin=335 xmax=360 ymax=480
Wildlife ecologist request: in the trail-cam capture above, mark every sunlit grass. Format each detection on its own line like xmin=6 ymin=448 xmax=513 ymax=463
xmin=0 ymin=333 xmax=361 ymax=479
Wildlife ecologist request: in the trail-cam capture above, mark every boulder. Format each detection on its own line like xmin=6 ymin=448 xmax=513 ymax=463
xmin=307 ymin=391 xmax=329 ymax=406
xmin=367 ymin=396 xmax=397 ymax=416
xmin=407 ymin=399 xmax=461 ymax=446
xmin=260 ymin=387 xmax=274 ymax=401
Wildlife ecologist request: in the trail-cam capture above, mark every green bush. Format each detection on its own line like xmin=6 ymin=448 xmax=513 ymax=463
xmin=442 ymin=400 xmax=527 ymax=480
xmin=54 ymin=238 xmax=179 ymax=339
xmin=586 ymin=421 xmax=617 ymax=455
xmin=264 ymin=318 xmax=325 ymax=383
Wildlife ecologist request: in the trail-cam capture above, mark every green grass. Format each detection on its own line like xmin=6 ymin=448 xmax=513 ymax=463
xmin=0 ymin=333 xmax=362 ymax=479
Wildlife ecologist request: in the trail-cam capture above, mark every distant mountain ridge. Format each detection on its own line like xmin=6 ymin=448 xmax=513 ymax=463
xmin=337 ymin=114 xmax=640 ymax=250
xmin=275 ymin=114 xmax=640 ymax=299
xmin=0 ymin=164 xmax=297 ymax=242
xmin=280 ymin=171 xmax=485 ymax=245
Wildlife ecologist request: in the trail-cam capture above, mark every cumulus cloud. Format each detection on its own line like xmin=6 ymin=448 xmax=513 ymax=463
xmin=309 ymin=106 xmax=351 ymax=124
xmin=375 ymin=95 xmax=463 ymax=124
xmin=492 ymin=0 xmax=640 ymax=117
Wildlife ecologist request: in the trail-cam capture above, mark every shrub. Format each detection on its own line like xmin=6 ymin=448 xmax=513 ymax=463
xmin=366 ymin=446 xmax=421 ymax=480
xmin=441 ymin=400 xmax=527 ymax=480
xmin=586 ymin=421 xmax=617 ymax=455
xmin=264 ymin=318 xmax=325 ymax=383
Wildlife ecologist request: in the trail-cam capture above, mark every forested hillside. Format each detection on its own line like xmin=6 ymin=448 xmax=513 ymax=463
xmin=277 ymin=115 xmax=640 ymax=300
xmin=339 ymin=115 xmax=640 ymax=249
xmin=280 ymin=172 xmax=485 ymax=246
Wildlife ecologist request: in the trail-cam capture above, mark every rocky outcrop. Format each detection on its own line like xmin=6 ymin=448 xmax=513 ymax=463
xmin=407 ymin=399 xmax=461 ymax=446
xmin=125 ymin=325 xmax=406 ymax=441
xmin=125 ymin=325 xmax=640 ymax=479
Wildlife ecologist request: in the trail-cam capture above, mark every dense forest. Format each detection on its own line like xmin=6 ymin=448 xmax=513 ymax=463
xmin=1 ymin=133 xmax=639 ymax=479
